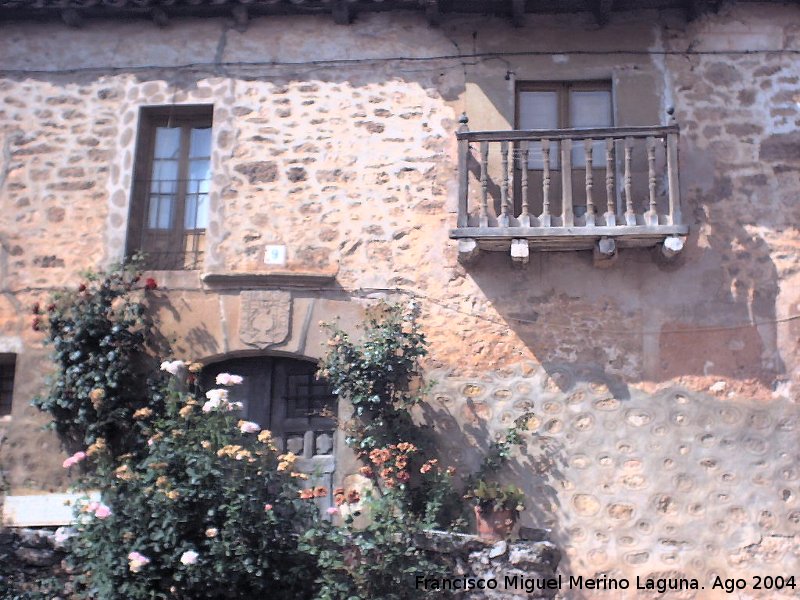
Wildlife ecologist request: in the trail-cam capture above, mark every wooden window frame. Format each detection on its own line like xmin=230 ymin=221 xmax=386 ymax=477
xmin=126 ymin=105 xmax=213 ymax=270
xmin=515 ymin=80 xmax=613 ymax=130
xmin=0 ymin=354 xmax=16 ymax=417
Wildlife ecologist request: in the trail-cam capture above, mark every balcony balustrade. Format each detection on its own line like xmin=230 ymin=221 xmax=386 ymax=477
xmin=451 ymin=116 xmax=688 ymax=265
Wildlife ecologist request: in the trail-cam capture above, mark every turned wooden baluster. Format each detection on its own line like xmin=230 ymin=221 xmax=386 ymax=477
xmin=561 ymin=138 xmax=574 ymax=227
xmin=499 ymin=140 xmax=510 ymax=227
xmin=541 ymin=139 xmax=552 ymax=227
xmin=584 ymin=138 xmax=595 ymax=226
xmin=623 ymin=137 xmax=636 ymax=226
xmin=667 ymin=132 xmax=682 ymax=225
xmin=645 ymin=136 xmax=658 ymax=226
xmin=479 ymin=141 xmax=489 ymax=227
xmin=519 ymin=140 xmax=530 ymax=226
xmin=604 ymin=137 xmax=616 ymax=226
xmin=456 ymin=113 xmax=469 ymax=227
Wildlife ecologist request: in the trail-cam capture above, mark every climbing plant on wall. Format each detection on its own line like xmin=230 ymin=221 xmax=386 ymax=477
xmin=32 ymin=259 xmax=163 ymax=460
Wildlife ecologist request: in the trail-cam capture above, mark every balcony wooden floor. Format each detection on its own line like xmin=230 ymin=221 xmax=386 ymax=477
xmin=450 ymin=224 xmax=689 ymax=252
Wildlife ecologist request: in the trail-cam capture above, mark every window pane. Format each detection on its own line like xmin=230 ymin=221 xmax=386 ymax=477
xmin=151 ymin=159 xmax=178 ymax=183
xmin=184 ymin=191 xmax=208 ymax=229
xmin=569 ymin=91 xmax=612 ymax=128
xmin=153 ymin=127 xmax=181 ymax=159
xmin=570 ymin=90 xmax=612 ymax=167
xmin=519 ymin=91 xmax=559 ymax=129
xmin=189 ymin=159 xmax=210 ymax=189
xmin=190 ymin=127 xmax=212 ymax=158
xmin=519 ymin=91 xmax=559 ymax=169
xmin=185 ymin=159 xmax=210 ymax=229
xmin=0 ymin=359 xmax=14 ymax=416
xmin=148 ymin=195 xmax=174 ymax=230
xmin=150 ymin=178 xmax=177 ymax=195
xmin=148 ymin=165 xmax=177 ymax=230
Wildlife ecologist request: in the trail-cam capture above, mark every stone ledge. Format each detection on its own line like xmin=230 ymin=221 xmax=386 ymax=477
xmin=2 ymin=492 xmax=99 ymax=527
xmin=143 ymin=269 xmax=203 ymax=290
xmin=201 ymin=271 xmax=338 ymax=289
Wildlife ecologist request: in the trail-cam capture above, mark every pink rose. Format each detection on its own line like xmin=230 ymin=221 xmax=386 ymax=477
xmin=94 ymin=504 xmax=112 ymax=519
xmin=160 ymin=360 xmax=185 ymax=376
xmin=62 ymin=451 xmax=87 ymax=469
xmin=326 ymin=507 xmax=339 ymax=515
xmin=216 ymin=373 xmax=244 ymax=386
xmin=238 ymin=420 xmax=260 ymax=434
xmin=128 ymin=551 xmax=150 ymax=572
xmin=264 ymin=504 xmax=273 ymax=512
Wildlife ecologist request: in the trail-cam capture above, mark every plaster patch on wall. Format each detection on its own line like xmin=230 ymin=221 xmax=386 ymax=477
xmin=0 ymin=336 xmax=23 ymax=353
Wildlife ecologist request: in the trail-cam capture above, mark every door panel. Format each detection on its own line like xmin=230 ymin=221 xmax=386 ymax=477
xmin=202 ymin=356 xmax=337 ymax=509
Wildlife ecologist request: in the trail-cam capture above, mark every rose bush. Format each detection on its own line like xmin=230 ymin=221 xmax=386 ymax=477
xmin=32 ymin=259 xmax=164 ymax=460
xmin=318 ymin=302 xmax=464 ymax=527
xmin=66 ymin=368 xmax=319 ymax=599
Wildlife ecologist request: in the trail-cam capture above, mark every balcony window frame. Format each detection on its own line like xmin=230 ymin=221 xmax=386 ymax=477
xmin=126 ymin=105 xmax=213 ymax=271
xmin=515 ymin=80 xmax=613 ymax=131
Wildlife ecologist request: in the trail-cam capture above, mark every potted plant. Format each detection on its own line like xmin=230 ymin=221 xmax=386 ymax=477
xmin=467 ymin=480 xmax=526 ymax=541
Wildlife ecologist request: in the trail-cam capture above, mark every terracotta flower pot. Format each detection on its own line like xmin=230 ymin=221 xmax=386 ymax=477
xmin=474 ymin=505 xmax=516 ymax=541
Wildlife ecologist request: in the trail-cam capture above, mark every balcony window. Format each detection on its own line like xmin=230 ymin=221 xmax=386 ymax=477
xmin=127 ymin=106 xmax=212 ymax=270
xmin=518 ymin=81 xmax=612 ymax=169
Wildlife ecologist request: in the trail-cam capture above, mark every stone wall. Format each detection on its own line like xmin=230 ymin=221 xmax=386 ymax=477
xmin=424 ymin=365 xmax=800 ymax=599
xmin=0 ymin=526 xmax=69 ymax=594
xmin=1 ymin=3 xmax=799 ymax=596
xmin=417 ymin=530 xmax=562 ymax=599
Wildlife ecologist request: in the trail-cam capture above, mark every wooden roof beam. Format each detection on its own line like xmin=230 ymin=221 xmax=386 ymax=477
xmin=232 ymin=4 xmax=248 ymax=31
xmin=511 ymin=0 xmax=525 ymax=27
xmin=587 ymin=0 xmax=613 ymax=26
xmin=332 ymin=0 xmax=352 ymax=25
xmin=424 ymin=0 xmax=441 ymax=27
xmin=152 ymin=7 xmax=169 ymax=28
xmin=60 ymin=8 xmax=83 ymax=28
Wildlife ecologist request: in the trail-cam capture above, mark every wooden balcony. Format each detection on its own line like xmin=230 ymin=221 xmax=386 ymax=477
xmin=451 ymin=118 xmax=688 ymax=265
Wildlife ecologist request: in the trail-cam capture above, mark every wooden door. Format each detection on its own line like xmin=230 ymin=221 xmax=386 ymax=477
xmin=202 ymin=357 xmax=336 ymax=508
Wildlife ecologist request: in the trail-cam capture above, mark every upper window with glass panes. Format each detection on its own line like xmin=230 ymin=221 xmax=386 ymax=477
xmin=127 ymin=106 xmax=212 ymax=270
xmin=517 ymin=81 xmax=612 ymax=169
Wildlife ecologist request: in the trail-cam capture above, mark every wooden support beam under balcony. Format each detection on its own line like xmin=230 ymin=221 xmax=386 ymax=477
xmin=452 ymin=123 xmax=688 ymax=264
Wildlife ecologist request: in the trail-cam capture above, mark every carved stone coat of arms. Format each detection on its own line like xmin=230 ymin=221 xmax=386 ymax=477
xmin=239 ymin=291 xmax=291 ymax=348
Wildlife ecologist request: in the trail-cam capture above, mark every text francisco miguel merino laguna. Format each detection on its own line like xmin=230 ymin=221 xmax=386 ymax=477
xmin=416 ymin=574 xmax=703 ymax=594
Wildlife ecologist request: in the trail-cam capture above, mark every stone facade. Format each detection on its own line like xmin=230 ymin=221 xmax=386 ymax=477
xmin=1 ymin=3 xmax=799 ymax=598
